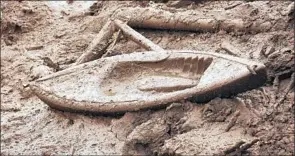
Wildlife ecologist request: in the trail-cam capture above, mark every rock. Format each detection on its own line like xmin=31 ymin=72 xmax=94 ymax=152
xmin=42 ymin=57 xmax=60 ymax=71
xmin=30 ymin=65 xmax=54 ymax=80
xmin=22 ymin=6 xmax=33 ymax=14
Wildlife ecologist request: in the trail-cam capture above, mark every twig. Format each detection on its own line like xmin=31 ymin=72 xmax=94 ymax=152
xmin=113 ymin=19 xmax=164 ymax=52
xmin=263 ymin=45 xmax=275 ymax=56
xmin=110 ymin=29 xmax=122 ymax=50
xmin=74 ymin=20 xmax=115 ymax=65
xmin=238 ymin=98 xmax=260 ymax=118
xmin=0 ymin=107 xmax=21 ymax=112
xmin=222 ymin=140 xmax=245 ymax=154
xmin=235 ymin=138 xmax=259 ymax=154
xmin=224 ymin=2 xmax=242 ymax=10
xmin=273 ymin=75 xmax=280 ymax=96
xmin=274 ymin=72 xmax=295 ymax=108
xmin=102 ymin=21 xmax=124 ymax=58
xmin=217 ymin=138 xmax=259 ymax=155
xmin=225 ymin=110 xmax=240 ymax=132
xmin=25 ymin=45 xmax=44 ymax=51
xmin=220 ymin=41 xmax=240 ymax=56
xmin=261 ymin=88 xmax=270 ymax=107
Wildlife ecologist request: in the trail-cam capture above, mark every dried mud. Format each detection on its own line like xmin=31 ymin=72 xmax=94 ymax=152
xmin=1 ymin=1 xmax=294 ymax=155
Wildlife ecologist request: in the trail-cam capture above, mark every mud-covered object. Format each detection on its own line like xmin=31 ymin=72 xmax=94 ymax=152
xmin=29 ymin=50 xmax=267 ymax=113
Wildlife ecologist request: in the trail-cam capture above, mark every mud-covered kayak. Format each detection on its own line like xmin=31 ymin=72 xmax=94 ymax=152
xmin=30 ymin=50 xmax=267 ymax=113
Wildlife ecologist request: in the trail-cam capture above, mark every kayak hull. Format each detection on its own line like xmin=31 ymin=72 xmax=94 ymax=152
xmin=30 ymin=50 xmax=267 ymax=113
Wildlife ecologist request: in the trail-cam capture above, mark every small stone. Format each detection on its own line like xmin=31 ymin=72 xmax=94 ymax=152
xmin=67 ymin=119 xmax=74 ymax=125
xmin=22 ymin=6 xmax=33 ymax=14
xmin=42 ymin=57 xmax=60 ymax=71
xmin=264 ymin=46 xmax=275 ymax=56
xmin=30 ymin=65 xmax=54 ymax=80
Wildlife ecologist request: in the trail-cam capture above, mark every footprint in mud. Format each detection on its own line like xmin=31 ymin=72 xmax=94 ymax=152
xmin=100 ymin=56 xmax=213 ymax=95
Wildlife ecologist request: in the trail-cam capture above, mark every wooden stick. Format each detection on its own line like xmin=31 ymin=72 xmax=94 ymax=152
xmin=273 ymin=75 xmax=280 ymax=96
xmin=224 ymin=2 xmax=242 ymax=10
xmin=102 ymin=29 xmax=123 ymax=58
xmin=114 ymin=7 xmax=218 ymax=32
xmin=220 ymin=41 xmax=240 ymax=56
xmin=225 ymin=111 xmax=240 ymax=132
xmin=113 ymin=19 xmax=164 ymax=52
xmin=274 ymin=72 xmax=295 ymax=108
xmin=219 ymin=139 xmax=259 ymax=155
xmin=73 ymin=20 xmax=115 ymax=65
xmin=222 ymin=141 xmax=245 ymax=154
xmin=235 ymin=138 xmax=259 ymax=154
xmin=113 ymin=7 xmax=277 ymax=33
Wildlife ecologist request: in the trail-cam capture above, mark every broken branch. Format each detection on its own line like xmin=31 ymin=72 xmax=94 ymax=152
xmin=274 ymin=72 xmax=295 ymax=108
xmin=74 ymin=20 xmax=115 ymax=65
xmin=225 ymin=110 xmax=240 ymax=132
xmin=114 ymin=7 xmax=218 ymax=32
xmin=224 ymin=2 xmax=242 ymax=10
xmin=220 ymin=41 xmax=240 ymax=56
xmin=236 ymin=138 xmax=259 ymax=154
xmin=113 ymin=7 xmax=276 ymax=33
xmin=25 ymin=45 xmax=44 ymax=51
xmin=222 ymin=140 xmax=245 ymax=154
xmin=102 ymin=29 xmax=123 ymax=57
xmin=113 ymin=19 xmax=164 ymax=52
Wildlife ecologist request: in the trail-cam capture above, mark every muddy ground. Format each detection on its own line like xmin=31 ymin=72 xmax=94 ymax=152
xmin=1 ymin=1 xmax=294 ymax=155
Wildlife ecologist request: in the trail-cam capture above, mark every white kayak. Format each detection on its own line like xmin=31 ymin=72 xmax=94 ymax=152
xmin=30 ymin=50 xmax=267 ymax=113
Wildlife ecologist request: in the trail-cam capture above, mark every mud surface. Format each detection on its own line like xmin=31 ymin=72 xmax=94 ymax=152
xmin=1 ymin=1 xmax=294 ymax=155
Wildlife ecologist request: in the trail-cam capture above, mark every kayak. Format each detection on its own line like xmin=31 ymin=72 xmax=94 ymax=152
xmin=30 ymin=50 xmax=267 ymax=113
